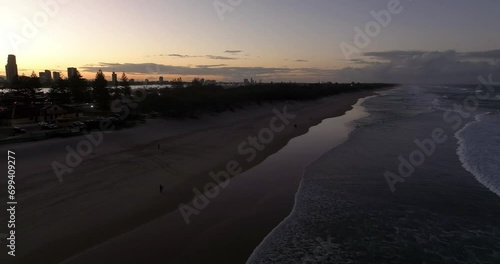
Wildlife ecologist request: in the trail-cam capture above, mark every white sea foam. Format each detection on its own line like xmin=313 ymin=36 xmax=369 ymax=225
xmin=247 ymin=96 xmax=375 ymax=263
xmin=455 ymin=112 xmax=500 ymax=197
xmin=249 ymin=87 xmax=500 ymax=263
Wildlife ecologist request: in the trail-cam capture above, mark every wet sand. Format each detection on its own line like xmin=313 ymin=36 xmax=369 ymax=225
xmin=60 ymin=95 xmax=375 ymax=264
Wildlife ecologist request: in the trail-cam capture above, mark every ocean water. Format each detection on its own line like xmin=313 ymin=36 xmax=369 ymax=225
xmin=430 ymin=85 xmax=500 ymax=197
xmin=456 ymin=113 xmax=500 ymax=197
xmin=249 ymin=84 xmax=500 ymax=263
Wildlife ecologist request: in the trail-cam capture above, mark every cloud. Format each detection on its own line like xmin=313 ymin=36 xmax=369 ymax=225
xmin=363 ymin=50 xmax=427 ymax=59
xmin=79 ymin=49 xmax=500 ymax=83
xmin=460 ymin=50 xmax=500 ymax=59
xmin=167 ymin=54 xmax=199 ymax=58
xmin=195 ymin=64 xmax=228 ymax=68
xmin=161 ymin=54 xmax=241 ymax=60
xmin=346 ymin=59 xmax=371 ymax=65
xmin=334 ymin=49 xmax=500 ymax=84
xmin=206 ymin=55 xmax=238 ymax=60
xmin=80 ymin=62 xmax=333 ymax=80
xmin=224 ymin=50 xmax=243 ymax=54
xmin=97 ymin=62 xmax=119 ymax=67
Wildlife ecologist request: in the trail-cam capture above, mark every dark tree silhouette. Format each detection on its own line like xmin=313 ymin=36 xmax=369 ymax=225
xmin=28 ymin=71 xmax=41 ymax=90
xmin=68 ymin=71 xmax=90 ymax=103
xmin=49 ymin=78 xmax=71 ymax=104
xmin=191 ymin=78 xmax=203 ymax=88
xmin=92 ymin=70 xmax=111 ymax=110
xmin=120 ymin=72 xmax=131 ymax=97
xmin=172 ymin=77 xmax=184 ymax=89
xmin=10 ymin=72 xmax=41 ymax=103
xmin=138 ymin=80 xmax=394 ymax=119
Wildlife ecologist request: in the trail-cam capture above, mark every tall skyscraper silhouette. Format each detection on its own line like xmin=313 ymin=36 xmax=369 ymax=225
xmin=67 ymin=67 xmax=78 ymax=78
xmin=112 ymin=71 xmax=118 ymax=86
xmin=39 ymin=72 xmax=46 ymax=82
xmin=53 ymin=72 xmax=61 ymax=81
xmin=5 ymin=55 xmax=18 ymax=83
xmin=45 ymin=70 xmax=52 ymax=81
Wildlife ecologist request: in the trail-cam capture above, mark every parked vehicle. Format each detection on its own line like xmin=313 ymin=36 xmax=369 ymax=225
xmin=73 ymin=121 xmax=85 ymax=126
xmin=73 ymin=121 xmax=87 ymax=130
xmin=41 ymin=122 xmax=61 ymax=130
xmin=10 ymin=127 xmax=27 ymax=136
xmin=50 ymin=124 xmax=61 ymax=129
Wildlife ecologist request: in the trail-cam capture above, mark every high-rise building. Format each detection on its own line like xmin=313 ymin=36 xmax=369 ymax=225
xmin=112 ymin=71 xmax=118 ymax=86
xmin=53 ymin=72 xmax=61 ymax=81
xmin=5 ymin=55 xmax=18 ymax=83
xmin=39 ymin=72 xmax=46 ymax=83
xmin=44 ymin=70 xmax=52 ymax=81
xmin=39 ymin=70 xmax=52 ymax=83
xmin=67 ymin=67 xmax=78 ymax=78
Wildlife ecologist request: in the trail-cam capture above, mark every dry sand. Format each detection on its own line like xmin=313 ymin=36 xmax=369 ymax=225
xmin=0 ymin=90 xmax=376 ymax=264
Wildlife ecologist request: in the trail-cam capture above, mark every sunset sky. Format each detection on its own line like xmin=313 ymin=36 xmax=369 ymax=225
xmin=1 ymin=0 xmax=500 ymax=83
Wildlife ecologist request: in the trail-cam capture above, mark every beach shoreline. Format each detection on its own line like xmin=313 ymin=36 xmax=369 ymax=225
xmin=248 ymin=85 xmax=500 ymax=263
xmin=1 ymin=89 xmax=384 ymax=264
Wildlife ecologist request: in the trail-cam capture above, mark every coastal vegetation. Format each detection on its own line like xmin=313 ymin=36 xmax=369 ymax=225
xmin=138 ymin=81 xmax=394 ymax=118
xmin=0 ymin=70 xmax=394 ymax=143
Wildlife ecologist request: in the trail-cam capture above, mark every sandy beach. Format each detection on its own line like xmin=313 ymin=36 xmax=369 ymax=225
xmin=1 ymin=1 xmax=497 ymax=263
xmin=0 ymin=90 xmax=377 ymax=264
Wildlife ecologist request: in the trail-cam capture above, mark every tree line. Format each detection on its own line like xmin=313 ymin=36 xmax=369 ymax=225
xmin=138 ymin=82 xmax=395 ymax=118
xmin=49 ymin=70 xmax=132 ymax=110
xmin=8 ymin=70 xmax=131 ymax=110
xmin=7 ymin=71 xmax=394 ymax=118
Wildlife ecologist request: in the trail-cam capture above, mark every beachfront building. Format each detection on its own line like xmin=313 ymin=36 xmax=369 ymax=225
xmin=40 ymin=105 xmax=80 ymax=121
xmin=39 ymin=72 xmax=46 ymax=82
xmin=112 ymin=71 xmax=118 ymax=86
xmin=45 ymin=70 xmax=52 ymax=81
xmin=5 ymin=55 xmax=18 ymax=83
xmin=53 ymin=72 xmax=61 ymax=81
xmin=39 ymin=70 xmax=52 ymax=84
xmin=67 ymin=67 xmax=78 ymax=78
